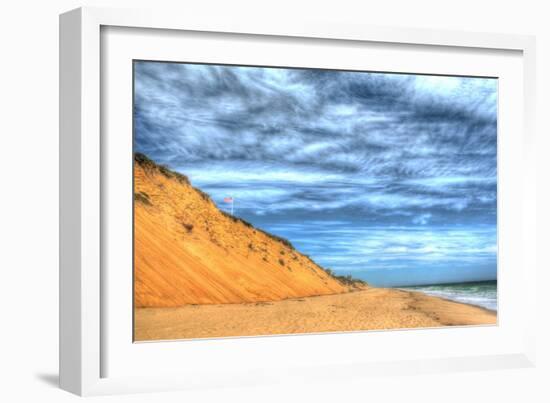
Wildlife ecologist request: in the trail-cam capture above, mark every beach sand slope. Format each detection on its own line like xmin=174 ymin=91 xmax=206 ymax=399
xmin=134 ymin=288 xmax=497 ymax=341
xmin=134 ymin=154 xmax=361 ymax=308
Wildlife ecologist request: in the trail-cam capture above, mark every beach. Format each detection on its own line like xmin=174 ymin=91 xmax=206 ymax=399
xmin=134 ymin=288 xmax=497 ymax=341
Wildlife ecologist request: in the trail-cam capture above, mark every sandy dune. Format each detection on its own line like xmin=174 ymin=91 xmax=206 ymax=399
xmin=134 ymin=154 xmax=363 ymax=308
xmin=134 ymin=288 xmax=497 ymax=341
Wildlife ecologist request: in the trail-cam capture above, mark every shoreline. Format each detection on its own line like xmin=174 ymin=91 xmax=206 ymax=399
xmin=395 ymin=288 xmax=497 ymax=314
xmin=134 ymin=288 xmax=497 ymax=342
xmin=396 ymin=289 xmax=498 ymax=320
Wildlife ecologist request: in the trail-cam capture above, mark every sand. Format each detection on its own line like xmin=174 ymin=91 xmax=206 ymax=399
xmin=134 ymin=288 xmax=497 ymax=341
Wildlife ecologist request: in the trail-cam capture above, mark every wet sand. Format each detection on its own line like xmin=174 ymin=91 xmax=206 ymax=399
xmin=134 ymin=288 xmax=497 ymax=341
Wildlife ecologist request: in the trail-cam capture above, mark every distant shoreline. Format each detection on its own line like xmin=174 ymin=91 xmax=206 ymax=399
xmin=403 ymin=290 xmax=497 ymax=314
xmin=134 ymin=288 xmax=497 ymax=342
xmin=395 ymin=280 xmax=497 ymax=312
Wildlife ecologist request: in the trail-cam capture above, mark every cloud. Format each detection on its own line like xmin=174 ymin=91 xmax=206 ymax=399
xmin=134 ymin=61 xmax=497 ymax=284
xmin=412 ymin=213 xmax=432 ymax=225
xmin=134 ymin=62 xmax=496 ymax=225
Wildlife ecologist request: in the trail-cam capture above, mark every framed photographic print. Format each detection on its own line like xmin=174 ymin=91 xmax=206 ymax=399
xmin=60 ymin=7 xmax=537 ymax=396
xmin=132 ymin=61 xmax=499 ymax=342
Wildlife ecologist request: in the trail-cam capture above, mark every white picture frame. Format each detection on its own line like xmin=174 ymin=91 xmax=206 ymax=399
xmin=59 ymin=6 xmax=537 ymax=396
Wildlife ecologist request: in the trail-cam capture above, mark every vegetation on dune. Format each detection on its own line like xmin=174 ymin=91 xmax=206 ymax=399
xmin=221 ymin=211 xmax=253 ymax=228
xmin=335 ymin=274 xmax=367 ymax=287
xmin=182 ymin=223 xmax=194 ymax=233
xmin=220 ymin=210 xmax=295 ymax=250
xmin=134 ymin=151 xmax=154 ymax=167
xmin=323 ymin=268 xmax=367 ymax=287
xmin=134 ymin=152 xmax=191 ymax=186
xmin=195 ymin=188 xmax=212 ymax=202
xmin=266 ymin=233 xmax=295 ymax=250
xmin=134 ymin=191 xmax=152 ymax=206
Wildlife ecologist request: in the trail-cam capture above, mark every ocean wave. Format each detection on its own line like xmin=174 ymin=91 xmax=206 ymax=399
xmin=399 ymin=282 xmax=497 ymax=311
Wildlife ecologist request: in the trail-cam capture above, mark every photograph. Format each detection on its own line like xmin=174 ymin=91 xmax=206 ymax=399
xmin=132 ymin=61 xmax=498 ymax=341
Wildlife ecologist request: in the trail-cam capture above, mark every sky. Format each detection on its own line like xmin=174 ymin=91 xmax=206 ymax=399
xmin=134 ymin=61 xmax=498 ymax=286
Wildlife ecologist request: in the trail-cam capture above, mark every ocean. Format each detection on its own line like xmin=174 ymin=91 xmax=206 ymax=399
xmin=398 ymin=280 xmax=497 ymax=311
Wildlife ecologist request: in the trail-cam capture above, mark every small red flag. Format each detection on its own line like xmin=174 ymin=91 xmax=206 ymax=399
xmin=223 ymin=197 xmax=233 ymax=203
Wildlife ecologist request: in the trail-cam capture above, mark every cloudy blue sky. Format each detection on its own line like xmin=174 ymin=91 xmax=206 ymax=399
xmin=134 ymin=61 xmax=497 ymax=286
